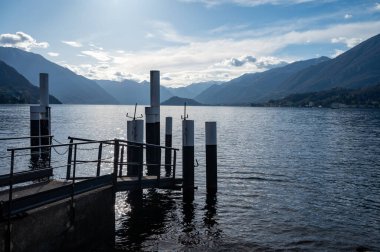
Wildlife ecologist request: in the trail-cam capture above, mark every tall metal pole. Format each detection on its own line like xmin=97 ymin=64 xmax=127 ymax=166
xmin=145 ymin=70 xmax=161 ymax=176
xmin=39 ymin=73 xmax=51 ymax=161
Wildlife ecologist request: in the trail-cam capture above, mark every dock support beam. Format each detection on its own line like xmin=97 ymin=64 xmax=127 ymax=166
xmin=145 ymin=70 xmax=160 ymax=176
xmin=30 ymin=73 xmax=51 ymax=162
xmin=165 ymin=117 xmax=172 ymax=177
xmin=205 ymin=122 xmax=217 ymax=193
xmin=127 ymin=120 xmax=144 ymax=177
xmin=39 ymin=73 xmax=51 ymax=161
xmin=30 ymin=106 xmax=41 ymax=161
xmin=182 ymin=120 xmax=194 ymax=202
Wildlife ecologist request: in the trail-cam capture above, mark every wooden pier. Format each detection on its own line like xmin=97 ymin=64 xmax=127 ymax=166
xmin=0 ymin=136 xmax=182 ymax=252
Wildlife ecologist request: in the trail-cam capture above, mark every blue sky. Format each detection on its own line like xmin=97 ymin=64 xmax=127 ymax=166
xmin=1 ymin=0 xmax=380 ymax=86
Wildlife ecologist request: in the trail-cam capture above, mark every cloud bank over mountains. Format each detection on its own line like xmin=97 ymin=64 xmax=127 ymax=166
xmin=1 ymin=1 xmax=380 ymax=87
xmin=0 ymin=32 xmax=48 ymax=51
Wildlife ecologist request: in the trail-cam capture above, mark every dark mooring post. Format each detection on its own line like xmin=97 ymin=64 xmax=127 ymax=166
xmin=145 ymin=70 xmax=161 ymax=176
xmin=183 ymin=119 xmax=194 ymax=202
xmin=30 ymin=73 xmax=51 ymax=162
xmin=30 ymin=106 xmax=41 ymax=161
xmin=127 ymin=119 xmax=144 ymax=177
xmin=165 ymin=117 xmax=173 ymax=177
xmin=39 ymin=73 xmax=51 ymax=161
xmin=206 ymin=122 xmax=217 ymax=193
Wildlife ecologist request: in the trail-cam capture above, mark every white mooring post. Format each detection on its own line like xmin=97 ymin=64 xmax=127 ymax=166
xmin=205 ymin=122 xmax=217 ymax=193
xmin=182 ymin=119 xmax=194 ymax=202
xmin=127 ymin=120 xmax=144 ymax=177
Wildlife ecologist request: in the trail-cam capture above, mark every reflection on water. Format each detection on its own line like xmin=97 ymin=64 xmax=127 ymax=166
xmin=115 ymin=190 xmax=224 ymax=251
xmin=1 ymin=105 xmax=380 ymax=251
xmin=116 ymin=189 xmax=177 ymax=250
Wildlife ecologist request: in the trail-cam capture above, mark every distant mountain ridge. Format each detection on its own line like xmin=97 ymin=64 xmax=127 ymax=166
xmin=195 ymin=33 xmax=380 ymax=105
xmin=161 ymin=96 xmax=203 ymax=106
xmin=0 ymin=47 xmax=118 ymax=104
xmin=96 ymin=79 xmax=218 ymax=105
xmin=275 ymin=33 xmax=380 ymax=95
xmin=195 ymin=57 xmax=329 ymax=104
xmin=166 ymin=81 xmax=222 ymax=99
xmin=0 ymin=60 xmax=60 ymax=104
xmin=263 ymin=83 xmax=380 ymax=108
xmin=96 ymin=79 xmax=173 ymax=105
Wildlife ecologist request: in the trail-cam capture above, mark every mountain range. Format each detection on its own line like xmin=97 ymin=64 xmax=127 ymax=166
xmin=0 ymin=33 xmax=379 ymax=105
xmin=195 ymin=33 xmax=380 ymax=105
xmin=0 ymin=60 xmax=60 ymax=104
xmin=195 ymin=57 xmax=329 ymax=104
xmin=161 ymin=96 xmax=203 ymax=106
xmin=0 ymin=47 xmax=118 ymax=104
xmin=96 ymin=79 xmax=218 ymax=105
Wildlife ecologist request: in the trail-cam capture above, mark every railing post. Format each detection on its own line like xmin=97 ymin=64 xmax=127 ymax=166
xmin=6 ymin=150 xmax=15 ymax=252
xmin=138 ymin=143 xmax=143 ymax=185
xmin=119 ymin=145 xmax=124 ymax=177
xmin=96 ymin=142 xmax=103 ymax=177
xmin=70 ymin=143 xmax=77 ymax=224
xmin=48 ymin=135 xmax=53 ymax=168
xmin=173 ymin=150 xmax=177 ymax=184
xmin=66 ymin=138 xmax=74 ymax=180
xmin=113 ymin=139 xmax=120 ymax=188
xmin=157 ymin=146 xmax=161 ymax=187
xmin=138 ymin=143 xmax=143 ymax=179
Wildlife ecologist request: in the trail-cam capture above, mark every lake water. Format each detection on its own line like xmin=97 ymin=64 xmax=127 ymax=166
xmin=1 ymin=105 xmax=380 ymax=251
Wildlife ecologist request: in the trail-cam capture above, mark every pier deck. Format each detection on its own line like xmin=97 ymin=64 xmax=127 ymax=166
xmin=0 ymin=175 xmax=182 ymax=219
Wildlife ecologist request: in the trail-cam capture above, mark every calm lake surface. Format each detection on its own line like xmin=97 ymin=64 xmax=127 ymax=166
xmin=1 ymin=105 xmax=380 ymax=251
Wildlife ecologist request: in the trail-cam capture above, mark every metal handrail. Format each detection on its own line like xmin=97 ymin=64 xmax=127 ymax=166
xmin=0 ymin=135 xmax=54 ymax=141
xmin=68 ymin=136 xmax=180 ymax=151
xmin=7 ymin=139 xmax=114 ymax=151
xmin=3 ymin=137 xmax=179 ymax=214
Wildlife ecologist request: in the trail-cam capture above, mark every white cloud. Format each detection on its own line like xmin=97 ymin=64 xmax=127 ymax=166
xmin=148 ymin=21 xmax=193 ymax=43
xmin=47 ymin=52 xmax=59 ymax=57
xmin=62 ymin=40 xmax=83 ymax=47
xmin=0 ymin=31 xmax=49 ymax=51
xmin=214 ymin=55 xmax=287 ymax=69
xmin=145 ymin=33 xmax=154 ymax=38
xmin=374 ymin=3 xmax=380 ymax=12
xmin=81 ymin=50 xmax=111 ymax=61
xmin=331 ymin=36 xmax=363 ymax=48
xmin=180 ymin=0 xmax=317 ymax=7
xmin=331 ymin=49 xmax=344 ymax=58
xmin=209 ymin=24 xmax=249 ymax=34
xmin=53 ymin=20 xmax=380 ymax=86
xmin=344 ymin=14 xmax=352 ymax=19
